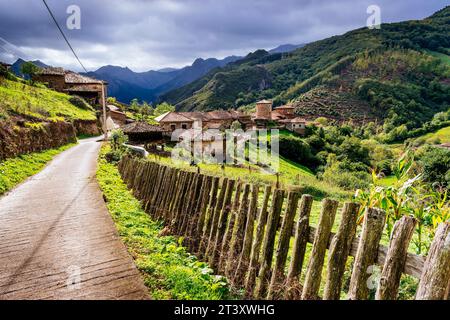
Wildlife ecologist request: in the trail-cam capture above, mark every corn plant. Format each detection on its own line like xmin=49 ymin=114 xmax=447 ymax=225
xmin=354 ymin=151 xmax=449 ymax=254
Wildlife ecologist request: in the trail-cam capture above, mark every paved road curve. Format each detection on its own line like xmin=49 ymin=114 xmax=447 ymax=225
xmin=0 ymin=137 xmax=149 ymax=300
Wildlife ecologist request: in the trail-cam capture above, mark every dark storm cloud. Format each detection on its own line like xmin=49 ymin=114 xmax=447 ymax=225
xmin=0 ymin=0 xmax=445 ymax=71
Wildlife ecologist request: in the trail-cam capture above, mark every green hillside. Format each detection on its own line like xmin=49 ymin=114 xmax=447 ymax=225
xmin=0 ymin=78 xmax=96 ymax=121
xmin=161 ymin=6 xmax=450 ymax=134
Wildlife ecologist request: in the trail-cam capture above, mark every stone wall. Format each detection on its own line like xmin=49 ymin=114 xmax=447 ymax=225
xmin=0 ymin=118 xmax=77 ymax=161
xmin=73 ymin=119 xmax=101 ymax=136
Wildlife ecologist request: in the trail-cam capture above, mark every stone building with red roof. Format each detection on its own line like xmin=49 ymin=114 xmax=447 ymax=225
xmin=155 ymin=109 xmax=251 ymax=134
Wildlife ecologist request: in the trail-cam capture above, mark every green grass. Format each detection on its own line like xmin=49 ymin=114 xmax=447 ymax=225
xmin=96 ymin=145 xmax=231 ymax=300
xmin=0 ymin=143 xmax=75 ymax=195
xmin=149 ymin=152 xmax=349 ymax=201
xmin=415 ymin=126 xmax=450 ymax=144
xmin=376 ymin=175 xmax=397 ymax=187
xmin=426 ymin=50 xmax=450 ymax=66
xmin=0 ymin=78 xmax=96 ymax=121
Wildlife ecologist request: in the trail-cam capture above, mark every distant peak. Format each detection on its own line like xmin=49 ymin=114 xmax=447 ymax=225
xmin=192 ymin=58 xmax=205 ymax=66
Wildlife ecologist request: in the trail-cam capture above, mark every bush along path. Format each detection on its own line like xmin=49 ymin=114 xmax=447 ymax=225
xmin=97 ymin=144 xmax=231 ymax=299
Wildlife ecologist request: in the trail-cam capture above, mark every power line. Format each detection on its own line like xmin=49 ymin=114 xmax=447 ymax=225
xmin=41 ymin=0 xmax=87 ymax=72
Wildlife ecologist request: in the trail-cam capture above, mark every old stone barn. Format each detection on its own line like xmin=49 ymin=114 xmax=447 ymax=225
xmin=33 ymin=67 xmax=107 ymax=106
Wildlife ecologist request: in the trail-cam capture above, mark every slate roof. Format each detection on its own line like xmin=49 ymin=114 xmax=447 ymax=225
xmin=156 ymin=110 xmax=250 ymax=123
xmin=288 ymin=117 xmax=307 ymax=123
xmin=64 ymin=85 xmax=100 ymax=92
xmin=156 ymin=112 xmax=194 ymax=123
xmin=275 ymin=104 xmax=295 ymax=110
xmin=65 ymin=71 xmax=104 ymax=84
xmin=122 ymin=121 xmax=163 ymax=133
xmin=37 ymin=67 xmax=65 ymax=75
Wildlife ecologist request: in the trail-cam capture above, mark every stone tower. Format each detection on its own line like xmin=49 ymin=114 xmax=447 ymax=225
xmin=255 ymin=100 xmax=273 ymax=119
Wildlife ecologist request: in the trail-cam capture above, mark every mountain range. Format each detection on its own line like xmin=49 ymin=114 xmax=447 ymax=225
xmin=160 ymin=6 xmax=449 ymax=134
xmin=83 ymin=55 xmax=242 ymax=103
xmin=82 ymin=43 xmax=305 ymax=104
xmin=9 ymin=43 xmax=305 ymax=104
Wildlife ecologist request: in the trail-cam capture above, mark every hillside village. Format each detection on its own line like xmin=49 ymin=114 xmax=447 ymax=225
xmin=7 ymin=63 xmax=308 ymax=146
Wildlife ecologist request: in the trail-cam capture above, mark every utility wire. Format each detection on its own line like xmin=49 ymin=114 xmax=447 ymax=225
xmin=41 ymin=0 xmax=87 ymax=72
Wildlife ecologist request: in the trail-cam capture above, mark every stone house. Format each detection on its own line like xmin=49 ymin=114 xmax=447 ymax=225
xmin=33 ymin=67 xmax=107 ymax=106
xmin=279 ymin=117 xmax=307 ymax=135
xmin=155 ymin=110 xmax=251 ymax=134
xmin=155 ymin=112 xmax=195 ymax=133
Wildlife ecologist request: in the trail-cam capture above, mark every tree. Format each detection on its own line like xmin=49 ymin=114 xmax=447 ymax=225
xmin=420 ymin=146 xmax=450 ymax=187
xmin=154 ymin=102 xmax=174 ymax=117
xmin=338 ymin=136 xmax=371 ymax=166
xmin=140 ymin=102 xmax=153 ymax=116
xmin=20 ymin=62 xmax=40 ymax=83
xmin=230 ymin=120 xmax=242 ymax=130
xmin=315 ymin=117 xmax=328 ymax=126
xmin=130 ymin=98 xmax=140 ymax=112
xmin=107 ymin=97 xmax=117 ymax=104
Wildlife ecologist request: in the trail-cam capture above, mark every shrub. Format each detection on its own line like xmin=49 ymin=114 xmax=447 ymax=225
xmin=104 ymin=149 xmax=123 ymax=164
xmin=69 ymin=96 xmax=94 ymax=111
xmin=419 ymin=146 xmax=450 ymax=187
xmin=105 ymin=129 xmax=129 ymax=163
xmin=279 ymin=136 xmax=318 ymax=169
xmin=322 ymin=160 xmax=371 ymax=190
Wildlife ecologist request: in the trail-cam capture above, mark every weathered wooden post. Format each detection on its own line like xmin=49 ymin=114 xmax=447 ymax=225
xmin=192 ymin=176 xmax=213 ymax=252
xmin=254 ymin=189 xmax=285 ymax=299
xmin=416 ymin=223 xmax=450 ymax=300
xmin=234 ymin=184 xmax=259 ymax=285
xmin=185 ymin=174 xmax=207 ymax=250
xmin=301 ymin=198 xmax=339 ymax=300
xmin=198 ymin=177 xmax=220 ymax=258
xmin=225 ymin=184 xmax=250 ymax=279
xmin=180 ymin=173 xmax=203 ymax=237
xmin=205 ymin=178 xmax=229 ymax=259
xmin=244 ymin=185 xmax=272 ymax=293
xmin=323 ymin=202 xmax=360 ymax=300
xmin=285 ymin=194 xmax=313 ymax=299
xmin=267 ymin=191 xmax=300 ymax=299
xmin=209 ymin=179 xmax=236 ymax=268
xmin=376 ymin=215 xmax=416 ymax=300
xmin=348 ymin=207 xmax=386 ymax=300
xmin=218 ymin=182 xmax=242 ymax=272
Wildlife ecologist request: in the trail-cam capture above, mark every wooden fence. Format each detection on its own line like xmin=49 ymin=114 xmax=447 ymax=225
xmin=118 ymin=155 xmax=450 ymax=300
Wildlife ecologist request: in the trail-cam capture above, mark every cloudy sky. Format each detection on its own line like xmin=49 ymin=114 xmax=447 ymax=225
xmin=0 ymin=0 xmax=446 ymax=72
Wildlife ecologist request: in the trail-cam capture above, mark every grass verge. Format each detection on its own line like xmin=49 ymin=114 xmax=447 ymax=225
xmin=0 ymin=143 xmax=75 ymax=195
xmin=96 ymin=144 xmax=231 ymax=300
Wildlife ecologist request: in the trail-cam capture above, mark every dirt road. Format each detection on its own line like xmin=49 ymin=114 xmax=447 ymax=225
xmin=0 ymin=137 xmax=149 ymax=300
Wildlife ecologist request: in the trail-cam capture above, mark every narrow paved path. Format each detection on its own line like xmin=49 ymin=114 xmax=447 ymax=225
xmin=0 ymin=137 xmax=149 ymax=300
